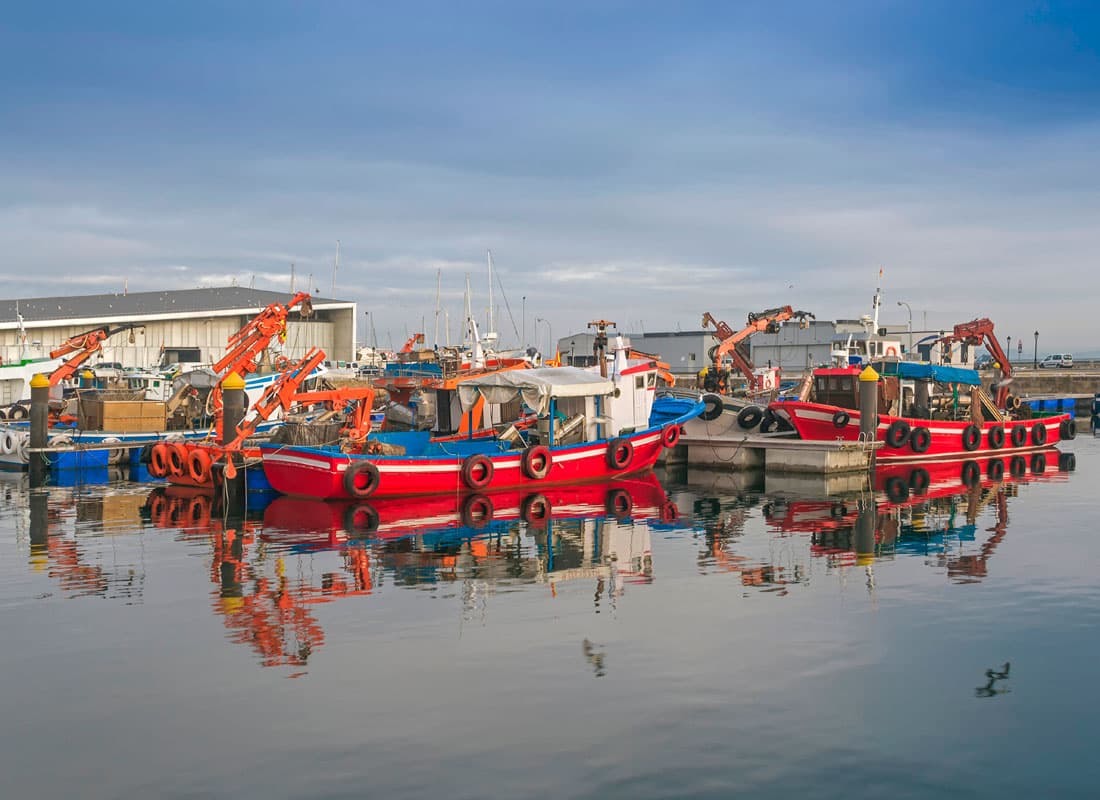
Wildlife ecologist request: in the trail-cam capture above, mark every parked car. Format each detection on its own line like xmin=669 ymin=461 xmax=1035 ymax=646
xmin=1039 ymin=353 xmax=1073 ymax=369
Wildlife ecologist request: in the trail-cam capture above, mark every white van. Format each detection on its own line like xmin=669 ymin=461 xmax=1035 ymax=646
xmin=1039 ymin=354 xmax=1073 ymax=369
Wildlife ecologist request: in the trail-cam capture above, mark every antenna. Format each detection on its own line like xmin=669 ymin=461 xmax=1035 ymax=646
xmin=330 ymin=240 xmax=340 ymax=295
xmin=290 ymin=262 xmax=296 ymax=293
xmin=433 ymin=268 xmax=442 ymax=348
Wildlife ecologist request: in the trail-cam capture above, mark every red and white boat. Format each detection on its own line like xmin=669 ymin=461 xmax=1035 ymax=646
xmin=261 ymin=337 xmax=703 ymax=500
xmin=769 ymin=317 xmax=1077 ymax=462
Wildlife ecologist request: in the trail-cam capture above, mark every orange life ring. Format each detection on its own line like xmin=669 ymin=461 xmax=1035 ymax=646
xmin=885 ymin=346 xmax=898 ymax=356
xmin=661 ymin=425 xmax=681 ymax=448
xmin=150 ymin=444 xmax=170 ymax=478
xmin=188 ymin=448 xmax=213 ymax=484
xmin=168 ymin=443 xmax=189 ymax=476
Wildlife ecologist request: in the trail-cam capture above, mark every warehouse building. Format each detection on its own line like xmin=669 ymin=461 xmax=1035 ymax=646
xmin=0 ymin=287 xmax=357 ymax=368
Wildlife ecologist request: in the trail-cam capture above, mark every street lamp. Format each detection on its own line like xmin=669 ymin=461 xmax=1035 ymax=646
xmin=536 ymin=317 xmax=552 ymax=360
xmin=1006 ymin=335 xmax=1012 ymax=366
xmin=896 ymin=301 xmax=912 ymax=354
xmin=1034 ymin=331 xmax=1039 ymax=369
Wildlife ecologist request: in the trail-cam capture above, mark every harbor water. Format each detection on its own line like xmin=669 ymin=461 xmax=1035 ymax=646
xmin=1 ymin=435 xmax=1098 ymax=799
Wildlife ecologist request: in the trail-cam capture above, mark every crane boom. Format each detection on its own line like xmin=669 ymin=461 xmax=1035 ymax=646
xmin=938 ymin=318 xmax=1013 ymax=408
xmin=702 ymin=306 xmax=814 ymax=393
xmin=47 ymin=324 xmax=138 ymax=386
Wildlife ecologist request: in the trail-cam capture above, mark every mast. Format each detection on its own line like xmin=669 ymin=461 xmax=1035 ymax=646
xmin=330 ymin=239 xmax=340 ymax=295
xmin=487 ymin=250 xmax=495 ymax=336
xmin=433 ymin=268 xmax=442 ymax=348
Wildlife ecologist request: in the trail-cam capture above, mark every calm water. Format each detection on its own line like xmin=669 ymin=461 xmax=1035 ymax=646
xmin=1 ymin=435 xmax=1098 ymax=799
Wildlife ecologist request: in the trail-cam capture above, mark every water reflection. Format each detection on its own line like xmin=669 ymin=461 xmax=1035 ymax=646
xmin=136 ymin=475 xmax=677 ymax=673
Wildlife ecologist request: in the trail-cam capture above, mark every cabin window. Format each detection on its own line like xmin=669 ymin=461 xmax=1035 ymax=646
xmin=817 ymin=377 xmax=828 ymax=392
xmin=635 ymin=376 xmax=645 ymax=389
xmin=688 ymin=353 xmax=696 ymax=362
xmin=647 ymin=373 xmax=656 ymax=388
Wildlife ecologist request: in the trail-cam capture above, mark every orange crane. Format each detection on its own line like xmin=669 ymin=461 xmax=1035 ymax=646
xmin=399 ymin=333 xmax=425 ymax=354
xmin=937 ymin=318 xmax=1013 ymax=409
xmin=701 ymin=306 xmax=814 ymax=393
xmin=221 ymin=348 xmax=376 ymax=478
xmin=206 ymin=292 xmax=314 ymax=436
xmin=47 ymin=324 xmax=138 ymax=386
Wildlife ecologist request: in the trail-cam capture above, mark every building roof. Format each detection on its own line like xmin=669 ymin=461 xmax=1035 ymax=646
xmin=1 ymin=286 xmax=352 ymax=327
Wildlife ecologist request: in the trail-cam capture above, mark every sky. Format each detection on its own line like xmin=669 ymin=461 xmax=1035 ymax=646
xmin=2 ymin=1 xmax=1099 ymax=354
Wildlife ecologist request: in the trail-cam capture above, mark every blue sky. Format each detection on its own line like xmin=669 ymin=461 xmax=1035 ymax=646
xmin=2 ymin=1 xmax=1099 ymax=352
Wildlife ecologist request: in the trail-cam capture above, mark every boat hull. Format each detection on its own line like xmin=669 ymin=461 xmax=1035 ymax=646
xmin=769 ymin=400 xmax=1072 ymax=462
xmin=261 ymin=428 xmax=672 ymax=500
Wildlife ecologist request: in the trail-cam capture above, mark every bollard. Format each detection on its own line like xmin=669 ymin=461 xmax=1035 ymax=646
xmin=220 ymin=371 xmax=248 ymax=509
xmin=79 ymin=369 xmax=95 ymax=390
xmin=858 ymin=365 xmax=879 ymax=443
xmin=29 ymin=373 xmax=50 ymax=487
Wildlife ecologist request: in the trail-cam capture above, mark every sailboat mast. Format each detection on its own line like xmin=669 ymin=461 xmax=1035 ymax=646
xmin=330 ymin=239 xmax=340 ymax=295
xmin=433 ymin=269 xmax=442 ymax=348
xmin=487 ymin=250 xmax=495 ymax=335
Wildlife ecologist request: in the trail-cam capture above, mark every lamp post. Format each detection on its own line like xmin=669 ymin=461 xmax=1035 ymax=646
xmin=1033 ymin=331 xmax=1039 ymax=369
xmin=536 ymin=317 xmax=552 ymax=360
xmin=896 ymin=301 xmax=912 ymax=354
xmin=1006 ymin=335 xmax=1012 ymax=366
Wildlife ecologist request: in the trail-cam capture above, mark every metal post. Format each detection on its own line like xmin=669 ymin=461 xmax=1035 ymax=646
xmin=859 ymin=365 xmax=879 ymax=466
xmin=29 ymin=373 xmax=50 ymax=487
xmin=220 ymin=371 xmax=247 ymax=509
xmin=854 ymin=499 xmax=877 ymax=565
xmin=1033 ymin=331 xmax=1039 ymax=369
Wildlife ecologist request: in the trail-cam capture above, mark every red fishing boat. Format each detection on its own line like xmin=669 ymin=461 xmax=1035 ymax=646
xmin=769 ymin=318 xmax=1076 ymax=461
xmin=260 ymin=333 xmax=702 ymax=500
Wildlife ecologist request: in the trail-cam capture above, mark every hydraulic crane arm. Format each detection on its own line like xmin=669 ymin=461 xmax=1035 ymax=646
xmin=223 ymin=348 xmax=376 ymax=465
xmin=48 ymin=324 xmax=139 ymax=386
xmin=399 ymin=333 xmax=425 ymax=354
xmin=702 ymin=307 xmax=815 ymax=390
xmin=938 ymin=318 xmax=1013 ymax=408
xmin=212 ymin=292 xmax=314 ymax=377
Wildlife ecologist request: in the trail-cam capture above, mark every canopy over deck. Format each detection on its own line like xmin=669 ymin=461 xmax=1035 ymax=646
xmin=877 ymin=361 xmax=982 ymax=386
xmin=458 ymin=367 xmax=615 ymax=414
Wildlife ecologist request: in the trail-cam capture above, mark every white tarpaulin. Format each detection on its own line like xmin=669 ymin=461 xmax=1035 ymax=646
xmin=458 ymin=367 xmax=615 ymax=414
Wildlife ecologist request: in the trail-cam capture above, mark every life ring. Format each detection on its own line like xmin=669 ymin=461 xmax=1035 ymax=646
xmin=167 ymin=443 xmax=189 ymax=476
xmin=1009 ymin=425 xmax=1027 ymax=448
xmin=884 ymin=420 xmax=911 ymax=449
xmin=101 ymin=436 xmax=124 ymax=465
xmin=988 ymin=458 xmax=1005 ymax=481
xmin=274 ymin=356 xmax=292 ymax=371
xmin=885 ymin=346 xmax=898 ymax=357
xmin=8 ymin=404 xmax=28 ymax=420
xmin=736 ymin=405 xmax=763 ymax=430
xmin=661 ymin=424 xmax=681 ymax=449
xmin=1060 ymin=417 xmax=1077 ymax=440
xmin=909 ymin=467 xmax=930 ymax=494
xmin=659 ymin=500 xmax=679 ymax=524
xmin=700 ymin=394 xmax=724 ymax=422
xmin=1031 ymin=422 xmax=1047 ymax=446
xmin=605 ymin=488 xmax=633 ymax=519
xmin=461 ymin=454 xmax=494 ymax=490
xmin=1031 ymin=452 xmax=1047 ymax=474
xmin=521 ymin=445 xmax=552 ymax=480
xmin=344 ymin=503 xmax=380 ymax=534
xmin=987 ymin=426 xmax=1005 ymax=449
xmin=832 ymin=410 xmax=850 ymax=429
xmin=606 ymin=437 xmax=634 ymax=471
xmin=150 ymin=443 xmax=170 ymax=478
xmin=461 ymin=493 xmax=494 ymax=529
xmin=1010 ymin=456 xmax=1027 ymax=478
xmin=520 ymin=493 xmax=552 ymax=526
xmin=885 ymin=476 xmax=909 ymax=503
xmin=344 ymin=460 xmax=381 ymax=498
xmin=909 ymin=426 xmax=931 ymax=454
xmin=48 ymin=433 xmax=74 ymax=449
xmin=1059 ymin=452 xmax=1076 ymax=472
xmin=961 ymin=424 xmax=981 ymax=452
xmin=188 ymin=448 xmax=213 ymax=484
xmin=961 ymin=460 xmax=981 ymax=488
xmin=0 ymin=431 xmax=14 ymax=455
